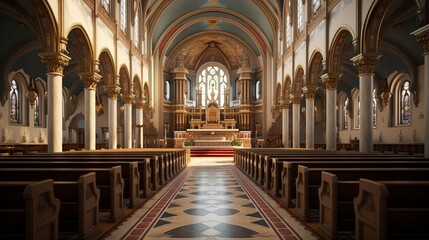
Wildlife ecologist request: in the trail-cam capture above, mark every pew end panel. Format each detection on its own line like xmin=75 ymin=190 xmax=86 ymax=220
xmin=281 ymin=162 xmax=293 ymax=208
xmin=78 ymin=172 xmax=102 ymax=240
xmin=318 ymin=171 xmax=338 ymax=240
xmin=354 ymin=178 xmax=389 ymax=240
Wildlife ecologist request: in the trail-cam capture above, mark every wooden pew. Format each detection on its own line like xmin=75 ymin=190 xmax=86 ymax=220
xmin=273 ymin=159 xmax=429 ymax=208
xmin=296 ymin=166 xmax=429 ymax=223
xmin=0 ymin=179 xmax=60 ymax=240
xmin=354 ymin=179 xmax=429 ymax=240
xmin=54 ymin=173 xmax=101 ymax=240
xmin=0 ymin=160 xmax=143 ymax=209
xmin=0 ymin=167 xmax=124 ymax=223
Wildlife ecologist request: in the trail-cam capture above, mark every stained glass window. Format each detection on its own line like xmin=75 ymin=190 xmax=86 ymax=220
xmin=34 ymin=95 xmax=40 ymax=127
xmin=312 ymin=0 xmax=321 ymax=14
xmin=10 ymin=79 xmax=19 ymax=123
xmin=401 ymin=81 xmax=411 ymax=124
xmin=344 ymin=97 xmax=348 ymax=130
xmin=165 ymin=81 xmax=170 ymax=100
xmin=255 ymin=80 xmax=261 ymax=100
xmin=133 ymin=13 xmax=139 ymax=47
xmin=286 ymin=15 xmax=291 ymax=47
xmin=198 ymin=65 xmax=228 ymax=108
xmin=372 ymin=89 xmax=377 ymax=128
xmin=297 ymin=0 xmax=304 ymax=33
xmin=120 ymin=0 xmax=127 ymax=33
xmin=102 ymin=0 xmax=110 ymax=13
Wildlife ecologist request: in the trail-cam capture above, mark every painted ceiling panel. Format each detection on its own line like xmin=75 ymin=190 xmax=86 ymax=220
xmin=151 ymin=0 xmax=273 ymax=54
xmin=166 ymin=20 xmax=260 ymax=56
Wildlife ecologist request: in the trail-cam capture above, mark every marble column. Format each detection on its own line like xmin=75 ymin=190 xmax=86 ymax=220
xmin=39 ymin=52 xmax=70 ymax=153
xmin=171 ymin=62 xmax=188 ymax=131
xmin=352 ymin=53 xmax=380 ymax=153
xmin=105 ymin=84 xmax=121 ymax=149
xmin=135 ymin=100 xmax=145 ymax=148
xmin=281 ymin=100 xmax=290 ymax=148
xmin=123 ymin=93 xmax=135 ymax=149
xmin=321 ymin=73 xmax=340 ymax=151
xmin=303 ymin=86 xmax=316 ymax=149
xmin=412 ymin=25 xmax=429 ymax=159
xmin=237 ymin=65 xmax=254 ymax=131
xmin=81 ymin=72 xmax=101 ymax=150
xmin=290 ymin=93 xmax=301 ymax=148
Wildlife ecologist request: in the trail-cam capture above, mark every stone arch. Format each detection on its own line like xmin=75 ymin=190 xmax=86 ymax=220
xmin=282 ymin=75 xmax=291 ymax=100
xmin=99 ymin=50 xmax=116 ymax=86
xmin=66 ymin=26 xmax=94 ymax=73
xmin=308 ymin=51 xmax=324 ymax=86
xmin=133 ymin=75 xmax=143 ymax=101
xmin=361 ymin=0 xmax=393 ymax=54
xmin=275 ymin=83 xmax=282 ymax=104
xmin=31 ymin=0 xmax=60 ymax=52
xmin=328 ymin=27 xmax=354 ymax=74
xmin=292 ymin=66 xmax=304 ymax=94
xmin=143 ymin=82 xmax=150 ymax=103
xmin=119 ymin=66 xmax=131 ymax=95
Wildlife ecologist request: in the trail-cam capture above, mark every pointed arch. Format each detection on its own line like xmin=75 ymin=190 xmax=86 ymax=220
xmin=282 ymin=75 xmax=291 ymax=100
xmin=275 ymin=83 xmax=282 ymax=104
xmin=143 ymin=82 xmax=150 ymax=102
xmin=133 ymin=75 xmax=143 ymax=101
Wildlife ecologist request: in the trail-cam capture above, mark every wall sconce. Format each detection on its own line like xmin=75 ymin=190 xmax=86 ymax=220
xmin=26 ymin=77 xmax=37 ymax=107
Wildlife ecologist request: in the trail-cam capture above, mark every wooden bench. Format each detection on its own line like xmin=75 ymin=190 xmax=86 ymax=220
xmin=0 ymin=179 xmax=60 ymax=240
xmin=296 ymin=166 xmax=429 ymax=222
xmin=273 ymin=159 xmax=429 ymax=208
xmin=354 ymin=179 xmax=429 ymax=240
xmin=0 ymin=160 xmax=143 ymax=209
xmin=0 ymin=167 xmax=124 ymax=223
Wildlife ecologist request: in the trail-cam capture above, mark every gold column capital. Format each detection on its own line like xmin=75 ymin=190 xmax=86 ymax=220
xmin=39 ymin=52 xmax=71 ymax=75
xmin=302 ymin=86 xmax=317 ymax=99
xmin=321 ymin=72 xmax=341 ymax=90
xmin=80 ymin=72 xmax=101 ymax=90
xmin=351 ymin=53 xmax=381 ymax=75
xmin=104 ymin=85 xmax=121 ymax=99
xmin=412 ymin=24 xmax=429 ymax=55
xmin=279 ymin=99 xmax=290 ymax=109
xmin=135 ymin=99 xmax=146 ymax=109
xmin=123 ymin=93 xmax=135 ymax=104
xmin=289 ymin=93 xmax=302 ymax=104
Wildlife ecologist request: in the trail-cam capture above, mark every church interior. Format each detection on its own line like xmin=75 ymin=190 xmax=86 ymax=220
xmin=1 ymin=0 xmax=429 ymax=239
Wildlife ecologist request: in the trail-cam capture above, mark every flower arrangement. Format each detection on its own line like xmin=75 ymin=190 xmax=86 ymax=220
xmin=183 ymin=139 xmax=195 ymax=146
xmin=231 ymin=139 xmax=242 ymax=146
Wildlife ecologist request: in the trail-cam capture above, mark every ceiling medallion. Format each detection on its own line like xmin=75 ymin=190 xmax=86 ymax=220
xmin=209 ymin=0 xmax=217 ymax=4
xmin=208 ymin=20 xmax=217 ymax=29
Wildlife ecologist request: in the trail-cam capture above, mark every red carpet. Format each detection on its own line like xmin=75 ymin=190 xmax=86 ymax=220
xmin=190 ymin=148 xmax=235 ymax=157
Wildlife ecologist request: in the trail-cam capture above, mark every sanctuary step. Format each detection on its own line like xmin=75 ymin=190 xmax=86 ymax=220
xmin=190 ymin=148 xmax=235 ymax=157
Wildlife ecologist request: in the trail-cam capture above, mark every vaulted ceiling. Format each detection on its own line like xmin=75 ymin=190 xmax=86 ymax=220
xmin=145 ymin=0 xmax=283 ymax=71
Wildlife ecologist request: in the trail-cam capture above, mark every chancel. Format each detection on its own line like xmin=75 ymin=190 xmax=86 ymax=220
xmin=1 ymin=1 xmax=429 ymax=240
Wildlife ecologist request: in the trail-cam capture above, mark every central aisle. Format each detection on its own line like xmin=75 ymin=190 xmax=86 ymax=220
xmin=106 ymin=157 xmax=319 ymax=240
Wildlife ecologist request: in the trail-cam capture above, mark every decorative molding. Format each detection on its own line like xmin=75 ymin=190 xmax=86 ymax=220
xmin=80 ymin=72 xmax=101 ymax=90
xmin=39 ymin=52 xmax=71 ymax=75
xmin=105 ymin=85 xmax=121 ymax=99
xmin=289 ymin=93 xmax=302 ymax=104
xmin=123 ymin=93 xmax=135 ymax=104
xmin=135 ymin=99 xmax=146 ymax=109
xmin=302 ymin=86 xmax=317 ymax=99
xmin=351 ymin=53 xmax=381 ymax=75
xmin=321 ymin=73 xmax=341 ymax=90
xmin=411 ymin=24 xmax=429 ymax=55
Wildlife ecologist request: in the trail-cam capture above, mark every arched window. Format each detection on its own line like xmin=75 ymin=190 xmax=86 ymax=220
xmin=372 ymin=89 xmax=377 ymax=128
xmin=133 ymin=13 xmax=139 ymax=47
xmin=255 ymin=80 xmax=261 ymax=100
xmin=297 ymin=0 xmax=304 ymax=33
xmin=34 ymin=95 xmax=40 ymax=127
xmin=10 ymin=79 xmax=19 ymax=123
xmin=400 ymin=81 xmax=411 ymax=125
xmin=312 ymin=0 xmax=321 ymax=15
xmin=101 ymin=0 xmax=110 ymax=13
xmin=197 ymin=65 xmax=229 ymax=108
xmin=165 ymin=80 xmax=171 ymax=100
xmin=344 ymin=97 xmax=349 ymax=130
xmin=286 ymin=15 xmax=291 ymax=47
xmin=120 ymin=0 xmax=127 ymax=33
